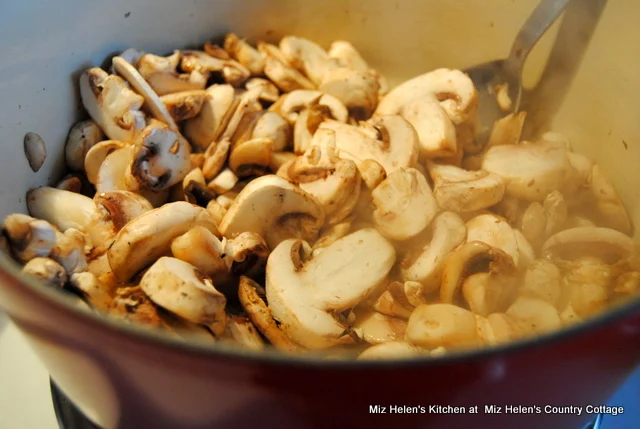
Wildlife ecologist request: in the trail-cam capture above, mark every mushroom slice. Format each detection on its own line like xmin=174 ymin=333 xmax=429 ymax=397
xmin=136 ymin=51 xmax=207 ymax=96
xmin=372 ymin=284 xmax=414 ymax=320
xmin=270 ymin=90 xmax=348 ymax=124
xmin=375 ymin=68 xmax=477 ymax=126
xmin=207 ymin=168 xmax=238 ymax=195
xmin=311 ymin=220 xmax=352 ymax=252
xmin=69 ymin=272 xmax=113 ymax=310
xmin=107 ymin=201 xmax=219 ymax=282
xmin=238 ymin=276 xmax=303 ymax=352
xmin=487 ymin=313 xmax=535 ymax=344
xmin=541 ymin=227 xmax=636 ymax=264
xmin=440 ymin=241 xmax=518 ymax=315
xmin=202 ymin=138 xmax=231 ymax=181
xmin=112 ymin=56 xmax=179 ymax=130
xmin=224 ymin=232 xmax=269 ymax=279
xmin=183 ymin=84 xmax=236 ymax=151
xmin=520 ymin=202 xmax=546 ymax=249
xmin=181 ymin=50 xmax=250 ymax=87
xmin=327 ymin=41 xmax=370 ymax=73
xmin=170 ymin=225 xmax=227 ymax=279
xmin=371 ymin=167 xmax=437 ymax=241
xmin=279 ymin=36 xmax=338 ymax=87
xmin=218 ymin=87 xmax=264 ymax=142
xmin=130 ymin=121 xmax=191 ymax=191
xmin=223 ymin=315 xmax=265 ymax=351
xmin=140 ymin=257 xmax=227 ymax=336
xmin=486 ymin=112 xmax=526 ymax=148
xmin=266 ymin=228 xmax=396 ymax=349
xmin=353 ymin=309 xmax=407 ymax=344
xmin=65 ymin=120 xmax=105 ymax=172
xmin=293 ymin=103 xmax=332 ymax=155
xmin=589 ymin=164 xmax=632 ymax=234
xmin=84 ymin=140 xmax=128 ymax=185
xmin=160 ymin=90 xmax=207 ymax=122
xmin=224 ymin=33 xmax=265 ymax=75
xmin=405 ymin=303 xmax=480 ymax=349
xmin=319 ymin=115 xmax=419 ymax=175
xmin=401 ymin=211 xmax=467 ymax=294
xmin=27 ymin=187 xmax=97 ymax=233
xmin=79 ymin=68 xmax=146 ymax=142
xmin=218 ymin=175 xmax=325 ymax=249
xmin=228 ymin=137 xmax=273 ymax=178
xmin=466 ymin=214 xmax=520 ymax=267
xmin=543 ymin=190 xmax=568 ymax=237
xmin=22 ymin=257 xmax=67 ymax=288
xmin=252 ymin=111 xmax=291 ymax=152
xmin=481 ymin=143 xmax=573 ymax=201
xmin=427 ymin=162 xmax=506 ymax=212
xmin=358 ymin=341 xmax=422 ymax=360
xmin=319 ymin=68 xmax=380 ymax=120
xmin=400 ymin=97 xmax=458 ymax=160
xmin=3 ymin=214 xmax=57 ymax=262
xmin=263 ymin=56 xmax=316 ymax=93
xmin=50 ymin=228 xmax=89 ymax=274
xmin=506 ymin=295 xmax=562 ymax=334
xmin=245 ymin=78 xmax=280 ymax=104
xmin=562 ymin=257 xmax=613 ymax=318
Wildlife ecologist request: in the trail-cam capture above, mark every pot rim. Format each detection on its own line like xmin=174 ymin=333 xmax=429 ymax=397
xmin=1 ymin=251 xmax=639 ymax=368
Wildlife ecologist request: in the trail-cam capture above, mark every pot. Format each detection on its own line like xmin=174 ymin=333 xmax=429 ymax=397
xmin=0 ymin=1 xmax=639 ymax=428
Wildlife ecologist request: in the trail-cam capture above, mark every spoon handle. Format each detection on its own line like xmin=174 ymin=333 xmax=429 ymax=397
xmin=506 ymin=0 xmax=572 ymax=69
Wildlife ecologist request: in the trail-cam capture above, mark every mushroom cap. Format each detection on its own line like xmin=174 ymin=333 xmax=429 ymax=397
xmin=65 ymin=120 xmax=105 ymax=172
xmin=481 ymin=143 xmax=573 ymax=201
xmin=84 ymin=140 xmax=128 ymax=185
xmin=318 ymin=115 xmax=419 ymax=175
xmin=266 ymin=228 xmax=396 ymax=349
xmin=27 ymin=187 xmax=96 ymax=233
xmin=427 ymin=162 xmax=506 ymax=212
xmin=160 ymin=90 xmax=208 ymax=122
xmin=107 ymin=201 xmax=219 ymax=282
xmin=371 ymin=167 xmax=438 ymax=241
xmin=218 ymin=174 xmax=325 ymax=249
xmin=140 ymin=257 xmax=227 ymax=335
xmin=466 ymin=214 xmax=520 ymax=267
xmin=79 ymin=68 xmax=146 ymax=142
xmin=375 ymin=68 xmax=477 ymax=125
xmin=3 ymin=214 xmax=58 ymax=263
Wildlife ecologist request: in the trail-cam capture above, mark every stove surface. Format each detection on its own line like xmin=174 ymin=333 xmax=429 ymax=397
xmin=1 ymin=317 xmax=638 ymax=429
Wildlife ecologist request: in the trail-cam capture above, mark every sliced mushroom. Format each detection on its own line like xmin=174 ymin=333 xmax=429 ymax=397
xmin=466 ymin=214 xmax=520 ymax=267
xmin=69 ymin=271 xmax=113 ymax=310
xmin=136 ymin=51 xmax=207 ymax=96
xmin=506 ymin=295 xmax=562 ymax=334
xmin=84 ymin=140 xmax=128 ymax=185
xmin=238 ymin=276 xmax=303 ymax=352
xmin=202 ymin=138 xmax=231 ymax=181
xmin=401 ymin=211 xmax=467 ymax=295
xmin=65 ymin=120 xmax=105 ymax=172
xmin=224 ymin=33 xmax=265 ymax=75
xmin=160 ymin=90 xmax=207 ymax=122
xmin=481 ymin=143 xmax=573 ymax=201
xmin=371 ymin=167 xmax=437 ymax=241
xmin=328 ymin=40 xmax=388 ymax=95
xmin=311 ymin=220 xmax=352 ymax=252
xmin=218 ymin=174 xmax=325 ymax=249
xmin=293 ymin=103 xmax=332 ymax=155
xmin=319 ymin=116 xmax=419 ymax=175
xmin=3 ymin=214 xmax=57 ymax=263
xmin=223 ymin=315 xmax=265 ymax=351
xmin=589 ymin=164 xmax=632 ymax=234
xmin=207 ymin=168 xmax=238 ymax=194
xmin=245 ymin=78 xmax=280 ymax=104
xmin=181 ymin=50 xmax=250 ymax=87
xmin=251 ymin=111 xmax=291 ymax=152
xmin=107 ymin=201 xmax=219 ymax=282
xmin=279 ymin=36 xmax=338 ymax=87
xmin=205 ymin=199 xmax=227 ymax=225
xmin=372 ymin=285 xmax=415 ymax=320
xmin=357 ymin=341 xmax=422 ymax=360
xmin=170 ymin=225 xmax=227 ymax=279
xmin=140 ymin=257 xmax=227 ymax=336
xmin=562 ymin=257 xmax=612 ymax=318
xmin=486 ymin=313 xmax=535 ymax=344
xmin=405 ymin=303 xmax=480 ymax=349
xmin=79 ymin=68 xmax=146 ymax=142
xmin=21 ymin=257 xmax=67 ymax=287
xmin=440 ymin=241 xmax=518 ymax=315
xmin=352 ymin=309 xmax=407 ymax=344
xmin=270 ymin=90 xmax=348 ymax=124
xmin=542 ymin=227 xmax=636 ymax=264
xmin=319 ymin=68 xmax=379 ymax=120
xmin=183 ymin=84 xmax=236 ymax=151
xmin=224 ymin=231 xmax=269 ymax=280
xmin=521 ymin=201 xmax=546 ymax=249
xmin=228 ymin=137 xmax=273 ymax=178
xmin=50 ymin=228 xmax=89 ymax=274
xmin=266 ymin=228 xmax=396 ymax=349
xmin=427 ymin=162 xmax=505 ymax=212
xmin=613 ymin=271 xmax=640 ymax=302
xmin=543 ymin=190 xmax=568 ymax=237
xmin=486 ymin=112 xmax=526 ymax=148
xmin=263 ymin=55 xmax=315 ymax=93
xmin=399 ymin=97 xmax=458 ymax=160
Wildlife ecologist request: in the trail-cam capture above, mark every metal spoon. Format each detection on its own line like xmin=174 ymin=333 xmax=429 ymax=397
xmin=464 ymin=0 xmax=571 ymax=142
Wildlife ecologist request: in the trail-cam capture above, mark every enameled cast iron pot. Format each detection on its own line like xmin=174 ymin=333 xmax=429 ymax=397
xmin=1 ymin=1 xmax=639 ymax=428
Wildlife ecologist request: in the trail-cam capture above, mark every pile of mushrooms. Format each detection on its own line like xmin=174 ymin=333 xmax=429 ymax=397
xmin=3 ymin=33 xmax=640 ymax=360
